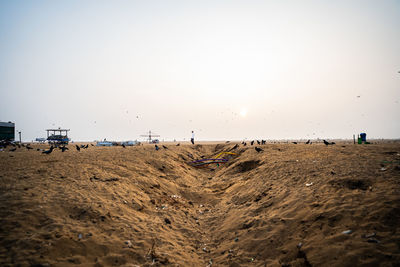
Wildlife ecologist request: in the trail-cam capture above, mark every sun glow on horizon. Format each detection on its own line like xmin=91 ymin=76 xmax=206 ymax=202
xmin=240 ymin=108 xmax=247 ymax=118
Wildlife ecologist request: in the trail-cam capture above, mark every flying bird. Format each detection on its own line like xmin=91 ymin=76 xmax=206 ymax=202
xmin=255 ymin=147 xmax=263 ymax=153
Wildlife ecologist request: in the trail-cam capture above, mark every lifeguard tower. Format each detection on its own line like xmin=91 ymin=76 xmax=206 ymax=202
xmin=46 ymin=128 xmax=70 ymax=146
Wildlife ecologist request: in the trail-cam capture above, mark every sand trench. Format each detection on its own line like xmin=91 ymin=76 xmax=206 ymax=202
xmin=1 ymin=142 xmax=400 ymax=266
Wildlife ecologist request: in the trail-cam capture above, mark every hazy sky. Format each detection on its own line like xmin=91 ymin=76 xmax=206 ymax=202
xmin=1 ymin=0 xmax=399 ymax=141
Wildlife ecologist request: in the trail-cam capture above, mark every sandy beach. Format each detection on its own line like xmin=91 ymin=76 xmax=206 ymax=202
xmin=0 ymin=142 xmax=400 ymax=266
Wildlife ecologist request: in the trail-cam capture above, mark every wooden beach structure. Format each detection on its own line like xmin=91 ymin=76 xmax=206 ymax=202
xmin=140 ymin=130 xmax=160 ymax=144
xmin=46 ymin=128 xmax=70 ymax=146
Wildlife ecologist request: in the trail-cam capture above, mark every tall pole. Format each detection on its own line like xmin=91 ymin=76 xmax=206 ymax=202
xmin=18 ymin=131 xmax=21 ymax=143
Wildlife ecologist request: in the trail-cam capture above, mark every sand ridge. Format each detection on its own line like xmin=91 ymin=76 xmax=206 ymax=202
xmin=0 ymin=142 xmax=400 ymax=266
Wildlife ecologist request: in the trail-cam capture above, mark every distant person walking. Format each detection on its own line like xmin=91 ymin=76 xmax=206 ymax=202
xmin=191 ymin=131 xmax=195 ymax=145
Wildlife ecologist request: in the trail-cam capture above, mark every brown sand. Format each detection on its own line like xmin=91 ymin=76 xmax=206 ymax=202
xmin=0 ymin=142 xmax=399 ymax=266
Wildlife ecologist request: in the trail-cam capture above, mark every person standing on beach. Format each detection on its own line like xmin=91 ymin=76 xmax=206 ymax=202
xmin=191 ymin=131 xmax=195 ymax=145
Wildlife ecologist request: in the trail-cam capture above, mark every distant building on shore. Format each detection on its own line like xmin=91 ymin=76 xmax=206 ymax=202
xmin=0 ymin=121 xmax=15 ymax=141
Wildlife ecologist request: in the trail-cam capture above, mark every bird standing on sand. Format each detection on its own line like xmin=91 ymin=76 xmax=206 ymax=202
xmin=323 ymin=140 xmax=331 ymax=146
xmin=305 ymin=140 xmax=310 ymax=144
xmin=162 ymin=145 xmax=168 ymax=150
xmin=176 ymin=143 xmax=180 ymax=146
xmin=42 ymin=146 xmax=54 ymax=154
xmin=60 ymin=146 xmax=69 ymax=152
xmin=255 ymin=147 xmax=263 ymax=153
xmin=9 ymin=147 xmax=17 ymax=152
xmin=232 ymin=144 xmax=239 ymax=150
xmin=155 ymin=145 xmax=159 ymax=151
xmin=251 ymin=140 xmax=254 ymax=146
xmin=122 ymin=144 xmax=126 ymax=148
xmin=76 ymin=145 xmax=81 ymax=151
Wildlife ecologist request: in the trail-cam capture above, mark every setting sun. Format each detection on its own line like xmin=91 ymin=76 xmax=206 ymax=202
xmin=240 ymin=108 xmax=247 ymax=117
